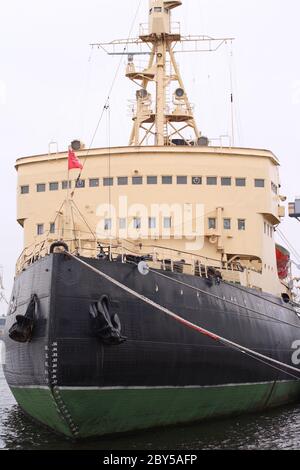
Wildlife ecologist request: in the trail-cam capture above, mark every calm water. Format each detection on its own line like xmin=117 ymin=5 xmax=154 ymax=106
xmin=1 ymin=359 xmax=300 ymax=450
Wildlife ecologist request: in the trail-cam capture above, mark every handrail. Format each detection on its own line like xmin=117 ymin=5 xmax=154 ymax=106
xmin=15 ymin=232 xmax=247 ymax=280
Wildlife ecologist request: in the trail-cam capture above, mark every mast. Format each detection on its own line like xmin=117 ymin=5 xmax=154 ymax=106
xmin=92 ymin=0 xmax=234 ymax=147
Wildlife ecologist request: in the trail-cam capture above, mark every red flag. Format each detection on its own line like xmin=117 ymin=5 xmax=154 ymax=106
xmin=68 ymin=148 xmax=83 ymax=170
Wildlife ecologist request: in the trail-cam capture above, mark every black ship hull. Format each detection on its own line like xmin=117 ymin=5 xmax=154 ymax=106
xmin=3 ymin=253 xmax=300 ymax=438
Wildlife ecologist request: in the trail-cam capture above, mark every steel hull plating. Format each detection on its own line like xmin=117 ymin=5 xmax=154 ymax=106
xmin=4 ymin=254 xmax=300 ymax=438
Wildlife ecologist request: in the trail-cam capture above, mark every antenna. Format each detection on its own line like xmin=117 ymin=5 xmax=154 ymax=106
xmin=91 ymin=0 xmax=234 ymax=147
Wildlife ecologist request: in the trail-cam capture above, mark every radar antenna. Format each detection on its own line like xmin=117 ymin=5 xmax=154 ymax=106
xmin=91 ymin=0 xmax=234 ymax=147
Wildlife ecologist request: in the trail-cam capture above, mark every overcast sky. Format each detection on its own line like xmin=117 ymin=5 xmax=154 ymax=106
xmin=0 ymin=0 xmax=300 ymax=301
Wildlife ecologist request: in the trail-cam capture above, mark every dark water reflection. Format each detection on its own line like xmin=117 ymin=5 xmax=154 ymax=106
xmin=1 ymin=366 xmax=300 ymax=450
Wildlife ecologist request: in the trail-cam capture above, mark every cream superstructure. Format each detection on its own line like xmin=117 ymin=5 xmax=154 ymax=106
xmin=15 ymin=0 xmax=289 ymax=299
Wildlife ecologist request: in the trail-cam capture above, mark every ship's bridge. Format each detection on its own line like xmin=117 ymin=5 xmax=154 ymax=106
xmin=16 ymin=144 xmax=285 ymax=296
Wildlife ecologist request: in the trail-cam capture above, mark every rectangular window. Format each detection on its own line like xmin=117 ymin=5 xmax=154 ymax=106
xmin=75 ymin=179 xmax=85 ymax=189
xmin=255 ymin=179 xmax=265 ymax=188
xmin=133 ymin=217 xmax=141 ymax=229
xmin=208 ymin=218 xmax=216 ymax=230
xmin=192 ymin=177 xmax=202 ymax=185
xmin=37 ymin=184 xmax=46 ymax=193
xmin=119 ymin=218 xmax=126 ymax=230
xmin=154 ymin=7 xmax=162 ymax=12
xmin=162 ymin=176 xmax=173 ymax=185
xmin=238 ymin=219 xmax=246 ymax=231
xmin=62 ymin=181 xmax=71 ymax=190
xmin=264 ymin=222 xmax=267 ymax=234
xmin=177 ymin=176 xmax=187 ymax=185
xmin=104 ymin=219 xmax=112 ymax=231
xmin=271 ymin=182 xmax=278 ymax=194
xmin=147 ymin=176 xmax=158 ymax=185
xmin=49 ymin=182 xmax=59 ymax=191
xmin=132 ymin=176 xmax=143 ymax=185
xmin=50 ymin=222 xmax=56 ymax=234
xmin=163 ymin=217 xmax=172 ymax=229
xmin=21 ymin=185 xmax=29 ymax=194
xmin=148 ymin=217 xmax=156 ymax=229
xmin=236 ymin=178 xmax=246 ymax=187
xmin=223 ymin=218 xmax=231 ymax=230
xmin=118 ymin=177 xmax=128 ymax=186
xmin=221 ymin=177 xmax=232 ymax=186
xmin=207 ymin=177 xmax=217 ymax=185
xmin=89 ymin=178 xmax=99 ymax=187
xmin=103 ymin=178 xmax=113 ymax=187
xmin=37 ymin=224 xmax=44 ymax=236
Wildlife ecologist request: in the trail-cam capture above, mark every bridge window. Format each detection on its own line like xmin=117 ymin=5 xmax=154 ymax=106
xmin=255 ymin=179 xmax=265 ymax=188
xmin=208 ymin=218 xmax=216 ymax=230
xmin=89 ymin=178 xmax=99 ymax=187
xmin=37 ymin=224 xmax=44 ymax=236
xmin=103 ymin=178 xmax=113 ymax=187
xmin=147 ymin=176 xmax=158 ymax=185
xmin=177 ymin=176 xmax=187 ymax=185
xmin=49 ymin=182 xmax=59 ymax=191
xmin=238 ymin=219 xmax=246 ymax=231
xmin=50 ymin=223 xmax=56 ymax=234
xmin=164 ymin=217 xmax=172 ymax=229
xmin=154 ymin=7 xmax=162 ymax=12
xmin=223 ymin=218 xmax=231 ymax=230
xmin=236 ymin=178 xmax=246 ymax=187
xmin=132 ymin=176 xmax=143 ymax=185
xmin=104 ymin=219 xmax=112 ymax=231
xmin=37 ymin=184 xmax=46 ymax=193
xmin=62 ymin=181 xmax=72 ymax=190
xmin=133 ymin=217 xmax=141 ymax=229
xmin=118 ymin=177 xmax=128 ymax=186
xmin=162 ymin=176 xmax=173 ymax=184
xmin=75 ymin=179 xmax=85 ymax=189
xmin=207 ymin=177 xmax=217 ymax=185
xmin=149 ymin=217 xmax=156 ymax=229
xmin=221 ymin=177 xmax=232 ymax=186
xmin=21 ymin=185 xmax=29 ymax=194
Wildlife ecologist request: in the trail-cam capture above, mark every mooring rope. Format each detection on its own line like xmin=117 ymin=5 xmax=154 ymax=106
xmin=67 ymin=253 xmax=300 ymax=380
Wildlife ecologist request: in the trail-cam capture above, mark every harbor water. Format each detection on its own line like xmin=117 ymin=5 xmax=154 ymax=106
xmin=1 ymin=360 xmax=300 ymax=450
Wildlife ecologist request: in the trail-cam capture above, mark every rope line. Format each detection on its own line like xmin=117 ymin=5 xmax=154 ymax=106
xmin=67 ymin=253 xmax=300 ymax=380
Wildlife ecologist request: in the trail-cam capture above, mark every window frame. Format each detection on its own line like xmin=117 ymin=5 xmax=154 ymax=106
xmin=238 ymin=219 xmax=246 ymax=231
xmin=21 ymin=185 xmax=29 ymax=195
xmin=147 ymin=176 xmax=158 ymax=185
xmin=103 ymin=177 xmax=113 ymax=187
xmin=255 ymin=179 xmax=265 ymax=188
xmin=89 ymin=178 xmax=100 ymax=188
xmin=132 ymin=176 xmax=143 ymax=185
xmin=162 ymin=176 xmax=173 ymax=185
xmin=177 ymin=176 xmax=188 ymax=185
xmin=49 ymin=182 xmax=59 ymax=191
xmin=236 ymin=178 xmax=246 ymax=187
xmin=207 ymin=177 xmax=217 ymax=186
xmin=221 ymin=177 xmax=232 ymax=187
xmin=37 ymin=183 xmax=46 ymax=193
xmin=37 ymin=223 xmax=44 ymax=236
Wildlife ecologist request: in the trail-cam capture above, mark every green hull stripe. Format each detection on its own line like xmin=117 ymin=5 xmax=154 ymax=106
xmin=11 ymin=381 xmax=300 ymax=438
